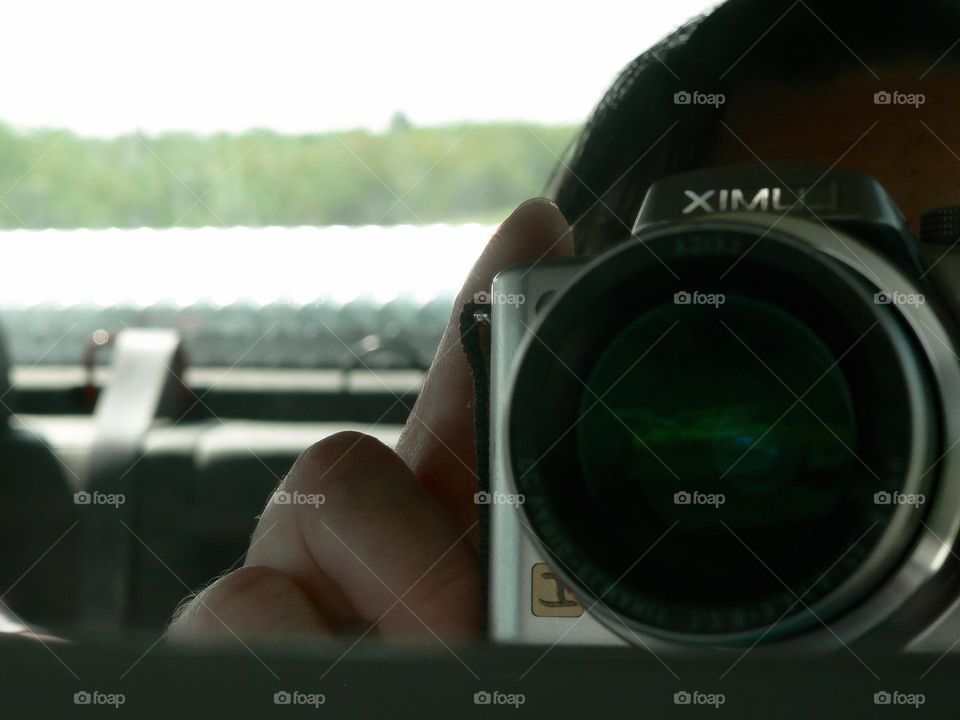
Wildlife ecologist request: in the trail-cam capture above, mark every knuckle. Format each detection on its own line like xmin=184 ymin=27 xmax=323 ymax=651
xmin=211 ymin=565 xmax=289 ymax=602
xmin=168 ymin=566 xmax=323 ymax=641
xmin=284 ymin=431 xmax=392 ymax=498
xmin=169 ymin=566 xmax=287 ymax=638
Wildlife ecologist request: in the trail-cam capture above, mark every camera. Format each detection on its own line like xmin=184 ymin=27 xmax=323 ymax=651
xmin=487 ymin=164 xmax=960 ymax=652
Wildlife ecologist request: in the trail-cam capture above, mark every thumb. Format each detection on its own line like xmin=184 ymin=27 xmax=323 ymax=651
xmin=396 ymin=197 xmax=574 ymax=538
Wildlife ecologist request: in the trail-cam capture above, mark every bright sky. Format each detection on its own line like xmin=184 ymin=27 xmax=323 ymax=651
xmin=2 ymin=0 xmax=719 ymax=137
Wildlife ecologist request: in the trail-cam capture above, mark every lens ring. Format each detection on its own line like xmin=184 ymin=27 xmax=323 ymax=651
xmin=505 ymin=218 xmax=937 ymax=646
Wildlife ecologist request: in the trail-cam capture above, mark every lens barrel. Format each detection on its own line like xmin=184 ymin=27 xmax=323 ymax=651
xmin=506 ymin=216 xmax=939 ymax=646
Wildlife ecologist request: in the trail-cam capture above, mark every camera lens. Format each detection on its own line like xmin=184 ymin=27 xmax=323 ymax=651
xmin=507 ymin=221 xmax=936 ymax=644
xmin=578 ymin=295 xmax=856 ymax=564
xmin=577 ymin=296 xmax=861 ymax=619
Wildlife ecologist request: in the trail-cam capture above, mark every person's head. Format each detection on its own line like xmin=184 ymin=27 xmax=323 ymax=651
xmin=555 ymin=0 xmax=960 ymax=255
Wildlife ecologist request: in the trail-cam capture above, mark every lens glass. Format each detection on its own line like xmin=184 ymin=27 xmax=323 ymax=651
xmin=576 ymin=294 xmax=860 ymax=611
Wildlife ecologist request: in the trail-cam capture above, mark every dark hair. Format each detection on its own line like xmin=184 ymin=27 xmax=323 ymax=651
xmin=553 ymin=0 xmax=960 ymax=254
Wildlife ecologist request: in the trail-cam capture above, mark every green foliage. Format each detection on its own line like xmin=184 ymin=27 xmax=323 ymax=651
xmin=0 ymin=121 xmax=579 ymax=228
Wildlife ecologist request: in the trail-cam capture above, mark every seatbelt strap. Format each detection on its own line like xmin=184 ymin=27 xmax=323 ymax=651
xmin=79 ymin=329 xmax=185 ymax=631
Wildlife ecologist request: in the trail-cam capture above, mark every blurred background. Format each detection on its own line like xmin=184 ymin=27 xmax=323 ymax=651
xmin=0 ymin=0 xmax=717 ymax=368
xmin=0 ymin=0 xmax=720 ymax=367
xmin=0 ymin=0 xmax=718 ymax=638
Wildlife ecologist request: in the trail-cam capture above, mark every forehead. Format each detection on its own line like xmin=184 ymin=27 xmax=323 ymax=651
xmin=706 ymin=62 xmax=960 ymax=229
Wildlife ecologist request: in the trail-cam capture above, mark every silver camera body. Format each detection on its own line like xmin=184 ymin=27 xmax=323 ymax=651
xmin=488 ymin=256 xmax=626 ymax=648
xmin=486 ymin=165 xmax=960 ymax=653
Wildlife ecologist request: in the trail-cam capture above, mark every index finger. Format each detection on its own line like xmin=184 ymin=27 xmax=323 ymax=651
xmin=395 ymin=198 xmax=574 ymax=537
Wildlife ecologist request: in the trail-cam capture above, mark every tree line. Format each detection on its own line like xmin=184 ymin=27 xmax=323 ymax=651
xmin=0 ymin=121 xmax=579 ymax=228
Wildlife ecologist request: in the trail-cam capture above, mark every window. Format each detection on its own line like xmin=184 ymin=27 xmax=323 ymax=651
xmin=0 ymin=0 xmax=717 ymax=368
